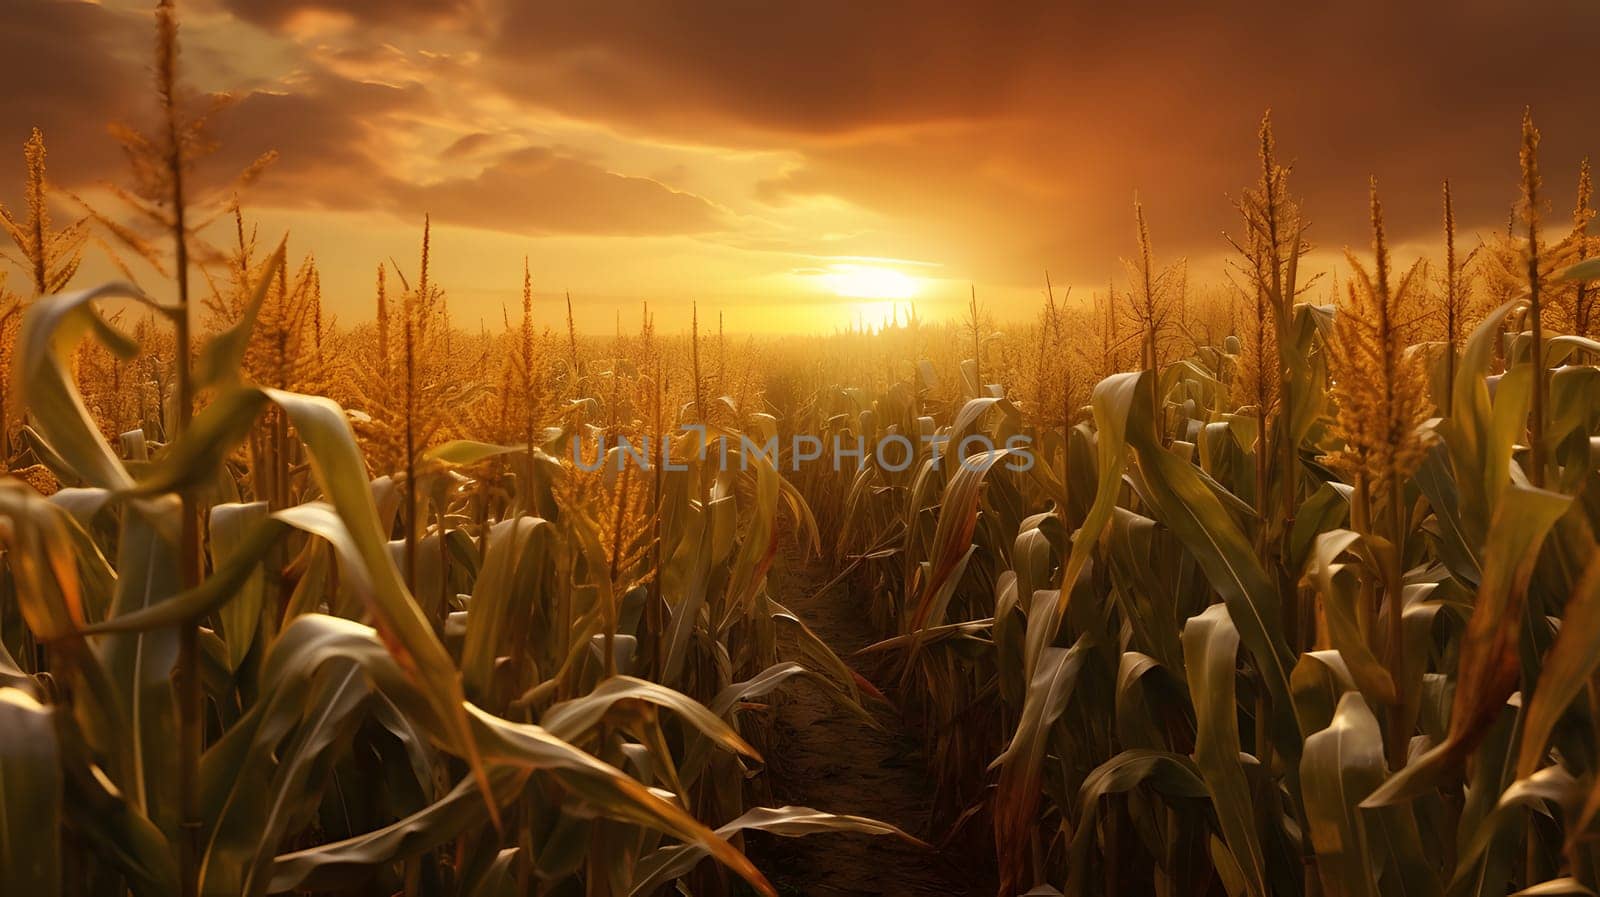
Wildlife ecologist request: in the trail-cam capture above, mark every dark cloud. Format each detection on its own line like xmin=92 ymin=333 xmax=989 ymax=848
xmin=201 ymin=73 xmax=418 ymax=208
xmin=204 ymin=85 xmax=727 ymax=235
xmin=6 ymin=0 xmax=1600 ymax=296
xmin=0 ymin=1 xmax=145 ymax=195
xmin=388 ymin=146 xmax=729 ymax=235
xmin=220 ymin=0 xmax=473 ymax=27
xmin=0 ymin=2 xmax=721 ymax=239
xmin=482 ymin=0 xmax=1600 ymax=270
xmin=486 ymin=0 xmax=1052 ymax=136
xmin=440 ymin=132 xmax=505 ymax=161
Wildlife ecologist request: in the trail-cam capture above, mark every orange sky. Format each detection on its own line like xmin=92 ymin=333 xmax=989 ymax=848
xmin=4 ymin=0 xmax=1599 ymax=332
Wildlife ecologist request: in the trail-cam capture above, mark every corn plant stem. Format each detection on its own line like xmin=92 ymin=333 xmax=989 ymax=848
xmin=1060 ymin=401 xmax=1071 ymax=524
xmin=27 ymin=197 xmax=46 ymax=300
xmin=647 ymin=362 xmax=665 ymax=679
xmin=176 ymin=336 xmax=202 ymax=885
xmin=691 ymin=303 xmax=704 ymax=420
xmin=970 ymin=285 xmax=982 ymax=392
xmin=1138 ymin=206 xmax=1158 ymax=422
xmin=1277 ymin=365 xmax=1299 ymax=655
xmin=600 ymin=355 xmax=627 ymax=680
xmin=566 ymin=291 xmax=579 ymax=391
xmin=269 ymin=337 xmax=291 ymax=629
xmin=604 ymin=461 xmax=630 ymax=680
xmin=1529 ymin=246 xmax=1547 ymax=490
xmin=404 ymin=312 xmax=418 ymax=593
xmin=0 ymin=306 xmax=16 ymax=466
xmin=16 ymin=178 xmax=46 ymax=499
xmin=1444 ymin=182 xmax=1460 ymax=397
xmin=1384 ymin=474 xmax=1408 ymax=769
xmin=437 ymin=505 xmax=451 ymax=631
xmin=1255 ymin=407 xmax=1270 ymax=557
xmin=1252 ymin=377 xmax=1287 ymax=802
xmin=157 ymin=39 xmax=205 ymax=897
xmin=1526 ymin=117 xmax=1548 ymax=489
xmin=1034 ymin=284 xmax=1052 ymax=417
xmin=587 ymin=723 xmax=619 ymax=897
xmin=1264 ymin=137 xmax=1303 ymax=657
xmin=1354 ymin=475 xmax=1377 ymax=643
xmin=1262 ymin=228 xmax=1295 ymax=817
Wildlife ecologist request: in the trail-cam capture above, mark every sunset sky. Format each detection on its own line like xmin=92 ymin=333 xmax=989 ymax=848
xmin=5 ymin=0 xmax=1599 ymax=332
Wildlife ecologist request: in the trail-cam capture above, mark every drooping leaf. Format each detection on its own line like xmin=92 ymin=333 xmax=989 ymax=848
xmin=1516 ymin=549 xmax=1600 ymax=779
xmin=629 ymin=805 xmax=922 ymax=896
xmin=1366 ymin=485 xmax=1570 ymax=807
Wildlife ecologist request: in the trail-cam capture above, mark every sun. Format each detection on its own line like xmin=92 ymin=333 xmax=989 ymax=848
xmin=820 ymin=264 xmax=919 ymax=300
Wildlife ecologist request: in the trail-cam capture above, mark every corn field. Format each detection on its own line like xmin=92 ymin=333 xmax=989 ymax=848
xmin=5 ymin=3 xmax=1600 ymax=897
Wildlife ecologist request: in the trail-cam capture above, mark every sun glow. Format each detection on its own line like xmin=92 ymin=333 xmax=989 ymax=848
xmin=820 ymin=264 xmax=920 ymax=300
xmin=849 ymin=300 xmax=906 ymax=330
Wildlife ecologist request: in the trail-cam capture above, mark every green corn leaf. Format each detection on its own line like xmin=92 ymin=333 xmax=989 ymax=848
xmin=1366 ymin=484 xmax=1570 ymax=807
xmin=193 ymin=239 xmax=287 ymax=391
xmin=1183 ymin=603 xmax=1268 ymax=897
xmin=1515 ymin=550 xmax=1600 ymax=779
xmin=210 ymin=501 xmax=270 ymax=671
xmin=0 ymin=687 xmax=62 ymax=895
xmin=1301 ymin=693 xmax=1386 ymax=897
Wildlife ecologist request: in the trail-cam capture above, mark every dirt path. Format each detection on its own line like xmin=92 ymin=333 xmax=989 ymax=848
xmin=749 ymin=547 xmax=994 ymax=897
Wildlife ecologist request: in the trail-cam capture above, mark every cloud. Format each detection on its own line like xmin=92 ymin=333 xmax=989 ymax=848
xmin=5 ymin=0 xmax=1600 ymax=310
xmin=0 ymin=1 xmax=146 ymax=194
xmin=440 ymin=132 xmax=506 ymax=161
xmin=388 ymin=146 xmax=729 ymax=235
xmin=478 ymin=0 xmax=1600 ymax=267
xmin=485 ymin=0 xmax=1048 ymax=137
xmin=200 ymin=72 xmax=419 ymax=208
xmin=220 ymin=0 xmax=473 ymax=27
xmin=202 ymin=76 xmax=727 ymax=236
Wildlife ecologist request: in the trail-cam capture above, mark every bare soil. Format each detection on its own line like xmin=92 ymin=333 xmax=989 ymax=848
xmin=747 ymin=547 xmax=996 ymax=897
